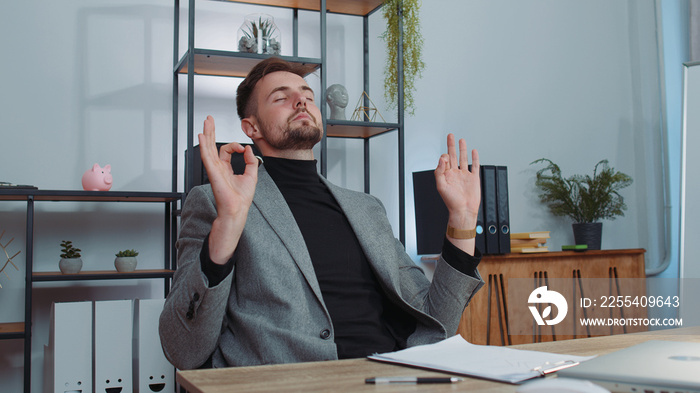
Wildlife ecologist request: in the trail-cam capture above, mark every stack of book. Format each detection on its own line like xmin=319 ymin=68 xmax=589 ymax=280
xmin=510 ymin=231 xmax=550 ymax=253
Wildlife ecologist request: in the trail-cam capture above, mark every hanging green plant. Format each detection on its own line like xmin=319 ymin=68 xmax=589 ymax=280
xmin=381 ymin=0 xmax=425 ymax=116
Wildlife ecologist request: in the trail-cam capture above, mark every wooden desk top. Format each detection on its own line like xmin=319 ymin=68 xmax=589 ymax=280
xmin=177 ymin=326 xmax=700 ymax=393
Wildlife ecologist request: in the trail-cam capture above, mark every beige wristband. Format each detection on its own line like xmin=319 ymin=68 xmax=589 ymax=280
xmin=446 ymin=225 xmax=477 ymax=239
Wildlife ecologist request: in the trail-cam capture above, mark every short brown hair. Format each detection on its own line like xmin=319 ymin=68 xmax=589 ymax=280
xmin=236 ymin=57 xmax=317 ymax=120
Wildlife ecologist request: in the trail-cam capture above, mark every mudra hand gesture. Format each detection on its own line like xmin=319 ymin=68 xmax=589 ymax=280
xmin=198 ymin=115 xmax=260 ymax=264
xmin=434 ymin=133 xmax=481 ymax=252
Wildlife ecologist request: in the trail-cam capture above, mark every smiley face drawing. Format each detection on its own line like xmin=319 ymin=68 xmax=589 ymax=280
xmin=528 ymin=286 xmax=568 ymax=326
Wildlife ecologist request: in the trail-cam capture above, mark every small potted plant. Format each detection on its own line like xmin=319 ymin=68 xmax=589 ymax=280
xmin=237 ymin=13 xmax=281 ymax=55
xmin=59 ymin=240 xmax=82 ymax=274
xmin=531 ymin=158 xmax=633 ymax=250
xmin=114 ymin=249 xmax=139 ymax=272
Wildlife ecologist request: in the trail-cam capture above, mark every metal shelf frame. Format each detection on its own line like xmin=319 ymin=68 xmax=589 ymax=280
xmin=0 ymin=189 xmax=182 ymax=393
xmin=172 ymin=0 xmax=406 ymax=244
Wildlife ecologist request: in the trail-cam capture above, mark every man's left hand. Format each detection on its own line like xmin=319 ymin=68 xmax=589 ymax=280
xmin=435 ymin=133 xmax=481 ymax=234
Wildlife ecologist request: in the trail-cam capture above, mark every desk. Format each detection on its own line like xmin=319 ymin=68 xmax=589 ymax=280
xmin=177 ymin=326 xmax=700 ymax=392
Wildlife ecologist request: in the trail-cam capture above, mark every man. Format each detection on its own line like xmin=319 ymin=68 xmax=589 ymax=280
xmin=159 ymin=57 xmax=483 ymax=370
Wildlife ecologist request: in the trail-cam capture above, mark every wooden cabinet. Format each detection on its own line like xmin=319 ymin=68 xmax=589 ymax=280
xmin=457 ymin=249 xmax=647 ymax=345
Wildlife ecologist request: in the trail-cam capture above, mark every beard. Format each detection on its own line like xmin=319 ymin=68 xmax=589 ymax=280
xmin=260 ymin=109 xmax=322 ymax=151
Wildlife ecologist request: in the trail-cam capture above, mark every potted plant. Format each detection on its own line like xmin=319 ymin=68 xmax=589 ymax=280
xmin=59 ymin=240 xmax=82 ymax=274
xmin=531 ymin=158 xmax=633 ymax=250
xmin=114 ymin=249 xmax=139 ymax=272
xmin=237 ymin=13 xmax=281 ymax=55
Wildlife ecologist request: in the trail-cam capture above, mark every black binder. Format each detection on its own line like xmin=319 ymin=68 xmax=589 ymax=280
xmin=412 ymin=170 xmax=448 ymax=255
xmin=475 ymin=184 xmax=486 ymax=254
xmin=482 ymin=165 xmax=499 ymax=254
xmin=496 ymin=166 xmax=511 ymax=253
xmin=412 ymin=164 xmax=503 ymax=256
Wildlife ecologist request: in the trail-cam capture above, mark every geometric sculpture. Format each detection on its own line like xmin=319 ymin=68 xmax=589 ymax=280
xmin=0 ymin=229 xmax=20 ymax=288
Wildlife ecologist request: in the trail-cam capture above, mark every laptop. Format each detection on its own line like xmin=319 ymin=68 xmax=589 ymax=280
xmin=557 ymin=340 xmax=700 ymax=393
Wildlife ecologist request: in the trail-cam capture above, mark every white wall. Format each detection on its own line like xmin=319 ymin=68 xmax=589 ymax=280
xmin=0 ymin=0 xmax=673 ymax=391
xmin=393 ymin=0 xmax=666 ymax=262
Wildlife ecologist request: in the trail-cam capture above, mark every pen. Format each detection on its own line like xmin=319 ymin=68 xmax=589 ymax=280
xmin=365 ymin=376 xmax=463 ymax=384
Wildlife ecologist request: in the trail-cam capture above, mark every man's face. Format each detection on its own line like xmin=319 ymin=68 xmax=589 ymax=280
xmin=253 ymin=71 xmax=323 ymax=151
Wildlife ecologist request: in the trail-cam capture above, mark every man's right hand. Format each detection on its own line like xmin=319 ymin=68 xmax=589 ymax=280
xmin=198 ymin=115 xmax=259 ymax=264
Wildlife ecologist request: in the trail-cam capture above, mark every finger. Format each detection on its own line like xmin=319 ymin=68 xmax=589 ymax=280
xmin=434 ymin=154 xmax=448 ymax=188
xmin=203 ymin=115 xmax=215 ymax=136
xmin=199 ymin=116 xmax=218 ymax=163
xmin=198 ymin=132 xmax=217 ymax=166
xmin=471 ymin=149 xmax=480 ymax=174
xmin=218 ymin=142 xmax=246 ymax=164
xmin=202 ymin=116 xmax=217 ymax=152
xmin=447 ymin=133 xmax=458 ymax=169
xmin=435 ymin=154 xmax=448 ymax=175
xmin=459 ymin=138 xmax=468 ymax=170
xmin=242 ymin=145 xmax=260 ymax=180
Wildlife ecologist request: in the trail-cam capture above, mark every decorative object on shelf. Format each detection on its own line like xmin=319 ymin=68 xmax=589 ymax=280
xmin=381 ymin=0 xmax=425 ymax=116
xmin=0 ymin=181 xmax=37 ymax=189
xmin=0 ymin=229 xmax=20 ymax=288
xmin=237 ymin=13 xmax=281 ymax=55
xmin=114 ymin=249 xmax=139 ymax=272
xmin=351 ymin=91 xmax=386 ymax=122
xmin=82 ymin=163 xmax=113 ymax=191
xmin=326 ymin=84 xmax=349 ymax=120
xmin=510 ymin=231 xmax=550 ymax=254
xmin=531 ymin=158 xmax=633 ymax=250
xmin=59 ymin=240 xmax=83 ymax=274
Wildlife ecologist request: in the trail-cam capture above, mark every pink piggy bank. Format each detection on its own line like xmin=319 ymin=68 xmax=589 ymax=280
xmin=82 ymin=163 xmax=113 ymax=191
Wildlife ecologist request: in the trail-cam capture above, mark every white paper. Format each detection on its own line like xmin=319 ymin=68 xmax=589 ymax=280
xmin=368 ymin=335 xmax=595 ymax=384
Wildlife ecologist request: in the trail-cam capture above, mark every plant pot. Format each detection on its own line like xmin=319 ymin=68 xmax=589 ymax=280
xmin=114 ymin=256 xmax=137 ymax=272
xmin=572 ymin=222 xmax=603 ymax=250
xmin=59 ymin=258 xmax=83 ymax=274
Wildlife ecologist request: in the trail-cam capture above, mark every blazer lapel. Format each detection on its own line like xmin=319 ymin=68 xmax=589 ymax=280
xmin=252 ymin=166 xmax=325 ymax=304
xmin=321 ymin=177 xmax=402 ymax=295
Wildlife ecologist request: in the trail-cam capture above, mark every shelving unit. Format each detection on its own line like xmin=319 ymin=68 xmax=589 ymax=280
xmin=0 ymin=322 xmax=24 ymax=340
xmin=0 ymin=189 xmax=181 ymax=393
xmin=173 ymin=0 xmax=406 ymax=244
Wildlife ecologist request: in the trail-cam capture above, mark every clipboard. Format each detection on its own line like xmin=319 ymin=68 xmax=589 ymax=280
xmin=368 ymin=335 xmax=594 ymax=384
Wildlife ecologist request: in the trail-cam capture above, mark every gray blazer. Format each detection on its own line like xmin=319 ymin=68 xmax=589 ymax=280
xmin=159 ymin=165 xmax=483 ymax=370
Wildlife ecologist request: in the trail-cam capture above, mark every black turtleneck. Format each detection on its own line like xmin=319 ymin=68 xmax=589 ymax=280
xmin=262 ymin=156 xmax=402 ymax=358
xmin=200 ymin=156 xmax=481 ymax=359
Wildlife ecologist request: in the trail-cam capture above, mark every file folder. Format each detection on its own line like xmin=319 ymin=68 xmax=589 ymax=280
xmin=413 ymin=165 xmax=486 ymax=255
xmin=135 ymin=298 xmax=174 ymax=393
xmin=369 ymin=335 xmax=592 ymax=384
xmin=94 ymin=300 xmax=133 ymax=393
xmin=481 ymin=165 xmax=499 ymax=254
xmin=48 ymin=301 xmax=93 ymax=393
xmin=475 ymin=167 xmax=486 ymax=254
xmin=412 ymin=169 xmax=449 ymax=255
xmin=496 ymin=166 xmax=511 ymax=253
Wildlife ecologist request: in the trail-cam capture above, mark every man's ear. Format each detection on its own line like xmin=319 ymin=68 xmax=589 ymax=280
xmin=241 ymin=117 xmax=260 ymax=140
